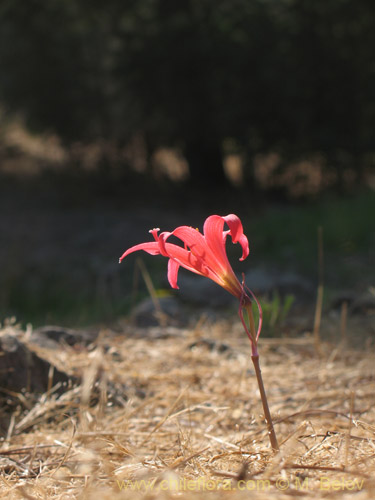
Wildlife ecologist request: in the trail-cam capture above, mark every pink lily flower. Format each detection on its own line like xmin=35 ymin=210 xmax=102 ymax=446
xmin=120 ymin=214 xmax=246 ymax=297
xmin=119 ymin=214 xmax=262 ymax=352
xmin=119 ymin=213 xmax=278 ymax=451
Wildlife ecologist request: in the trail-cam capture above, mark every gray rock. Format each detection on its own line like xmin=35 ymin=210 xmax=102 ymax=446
xmin=244 ymin=268 xmax=313 ymax=298
xmin=132 ymin=296 xmax=185 ymax=326
xmin=276 ymin=272 xmax=313 ymax=296
xmin=350 ymin=290 xmax=375 ymax=315
xmin=330 ymin=291 xmax=358 ymax=310
xmin=0 ymin=333 xmax=73 ymax=393
xmin=176 ymin=274 xmax=236 ymax=308
xmin=188 ymin=338 xmax=232 ymax=354
xmin=31 ymin=325 xmax=98 ymax=348
xmin=244 ymin=269 xmax=276 ymax=294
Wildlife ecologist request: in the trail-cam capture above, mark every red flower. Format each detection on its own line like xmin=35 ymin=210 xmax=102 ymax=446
xmin=119 ymin=214 xmax=278 ymax=451
xmin=119 ymin=214 xmax=262 ymax=353
xmin=119 ymin=214 xmax=249 ymax=300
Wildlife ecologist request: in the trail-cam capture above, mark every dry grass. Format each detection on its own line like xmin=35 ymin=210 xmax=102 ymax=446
xmin=1 ymin=319 xmax=375 ymax=499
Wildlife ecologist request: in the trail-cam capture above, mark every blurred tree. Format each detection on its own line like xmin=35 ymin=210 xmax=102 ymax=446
xmin=0 ymin=0 xmax=373 ymax=188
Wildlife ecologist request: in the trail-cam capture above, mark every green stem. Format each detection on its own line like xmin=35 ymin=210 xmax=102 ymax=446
xmin=246 ymin=304 xmax=279 ymax=452
xmin=251 ymin=354 xmax=279 ymax=452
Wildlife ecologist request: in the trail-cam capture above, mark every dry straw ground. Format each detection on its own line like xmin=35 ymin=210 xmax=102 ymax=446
xmin=0 ymin=317 xmax=374 ymax=499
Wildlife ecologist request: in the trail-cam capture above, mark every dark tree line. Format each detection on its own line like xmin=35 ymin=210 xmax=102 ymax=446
xmin=0 ymin=0 xmax=374 ymax=187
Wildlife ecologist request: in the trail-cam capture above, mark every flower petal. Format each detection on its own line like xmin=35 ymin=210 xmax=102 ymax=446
xmin=162 ymin=237 xmax=228 ymax=287
xmin=203 ymin=215 xmax=228 ymax=270
xmin=158 ymin=231 xmax=174 ymax=257
xmin=119 ymin=242 xmax=160 ymax=262
xmin=149 ymin=228 xmax=161 ymax=241
xmin=119 ymin=214 xmax=249 ymax=299
xmin=163 ymin=240 xmax=213 ymax=278
xmin=167 ymin=258 xmax=180 ymax=289
xmin=172 ymin=225 xmax=223 ymax=272
xmin=223 ymin=214 xmax=249 ymax=260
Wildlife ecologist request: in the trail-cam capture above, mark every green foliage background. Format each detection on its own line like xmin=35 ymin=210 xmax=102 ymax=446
xmin=0 ymin=0 xmax=374 ymax=326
